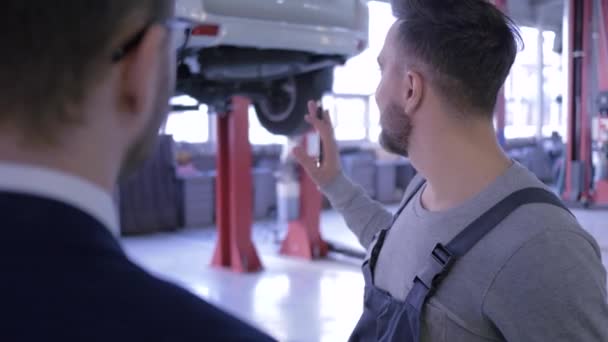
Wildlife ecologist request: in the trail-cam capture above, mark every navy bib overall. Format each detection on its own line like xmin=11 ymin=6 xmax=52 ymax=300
xmin=348 ymin=180 xmax=570 ymax=342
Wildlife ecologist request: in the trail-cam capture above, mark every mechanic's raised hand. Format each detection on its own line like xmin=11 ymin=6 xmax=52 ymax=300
xmin=292 ymin=100 xmax=342 ymax=187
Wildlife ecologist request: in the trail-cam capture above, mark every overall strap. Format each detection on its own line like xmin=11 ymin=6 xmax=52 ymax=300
xmin=447 ymin=187 xmax=571 ymax=256
xmin=368 ymin=175 xmax=426 ymax=277
xmin=414 ymin=187 xmax=572 ymax=293
xmin=392 ymin=174 xmax=427 ymax=226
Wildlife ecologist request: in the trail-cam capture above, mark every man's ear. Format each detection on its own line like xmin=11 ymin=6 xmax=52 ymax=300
xmin=403 ymin=70 xmax=424 ymax=115
xmin=117 ymin=25 xmax=166 ymax=122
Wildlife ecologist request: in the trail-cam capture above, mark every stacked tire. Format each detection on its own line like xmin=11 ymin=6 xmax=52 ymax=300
xmin=119 ymin=135 xmax=181 ymax=235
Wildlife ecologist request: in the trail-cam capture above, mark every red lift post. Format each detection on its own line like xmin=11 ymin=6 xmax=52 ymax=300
xmin=280 ymin=133 xmax=329 ymax=260
xmin=563 ymin=0 xmax=593 ymax=205
xmin=563 ymin=0 xmax=580 ymax=203
xmin=591 ymin=0 xmax=608 ymax=206
xmin=212 ymin=96 xmax=263 ymax=272
xmin=562 ymin=0 xmax=608 ymax=207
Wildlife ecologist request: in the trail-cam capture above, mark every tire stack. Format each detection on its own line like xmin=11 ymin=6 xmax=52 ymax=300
xmin=119 ymin=135 xmax=181 ymax=235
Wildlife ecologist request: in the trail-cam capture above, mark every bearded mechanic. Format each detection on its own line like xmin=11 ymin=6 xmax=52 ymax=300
xmin=293 ymin=0 xmax=608 ymax=341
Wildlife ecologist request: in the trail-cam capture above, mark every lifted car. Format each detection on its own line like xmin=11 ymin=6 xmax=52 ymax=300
xmin=175 ymin=0 xmax=369 ymax=136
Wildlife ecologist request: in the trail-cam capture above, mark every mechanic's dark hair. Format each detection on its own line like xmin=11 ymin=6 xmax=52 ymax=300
xmin=0 ymin=1 xmax=172 ymax=142
xmin=390 ymin=0 xmax=522 ymax=117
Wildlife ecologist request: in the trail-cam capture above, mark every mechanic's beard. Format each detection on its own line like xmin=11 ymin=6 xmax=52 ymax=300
xmin=118 ymin=67 xmax=172 ymax=181
xmin=379 ymin=103 xmax=412 ymax=157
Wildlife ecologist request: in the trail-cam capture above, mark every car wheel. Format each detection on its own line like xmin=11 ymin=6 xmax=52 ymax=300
xmin=254 ymin=68 xmax=333 ymax=136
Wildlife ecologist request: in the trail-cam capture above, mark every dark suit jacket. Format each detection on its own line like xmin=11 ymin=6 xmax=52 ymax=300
xmin=0 ymin=192 xmax=276 ymax=341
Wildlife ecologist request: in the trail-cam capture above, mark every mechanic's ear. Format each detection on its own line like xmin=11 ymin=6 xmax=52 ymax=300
xmin=117 ymin=25 xmax=166 ymax=126
xmin=403 ymin=71 xmax=423 ymax=115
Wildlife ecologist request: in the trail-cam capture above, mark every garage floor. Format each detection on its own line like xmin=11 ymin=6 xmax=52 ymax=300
xmin=122 ymin=207 xmax=608 ymax=342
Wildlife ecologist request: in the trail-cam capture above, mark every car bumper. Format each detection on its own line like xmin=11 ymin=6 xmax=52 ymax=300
xmin=185 ymin=14 xmax=369 ymax=57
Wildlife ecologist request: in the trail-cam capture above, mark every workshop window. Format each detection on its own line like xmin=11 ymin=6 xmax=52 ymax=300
xmin=248 ymin=107 xmax=288 ymax=146
xmin=331 ymin=1 xmax=392 ymax=143
xmin=165 ymin=96 xmax=210 ymax=143
xmin=368 ymin=98 xmax=381 ymax=143
xmin=322 ymin=95 xmax=368 ymax=142
xmin=504 ymin=27 xmax=565 ymax=139
xmin=333 ymin=1 xmax=392 ymax=96
xmin=164 ymin=110 xmax=210 ymax=144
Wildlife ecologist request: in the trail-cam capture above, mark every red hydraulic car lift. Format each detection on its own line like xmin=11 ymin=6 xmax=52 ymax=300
xmin=211 ymin=96 xmax=263 ymax=272
xmin=562 ymin=0 xmax=608 ymax=207
xmin=280 ymin=134 xmax=329 ymax=260
xmin=591 ymin=0 xmax=608 ymax=206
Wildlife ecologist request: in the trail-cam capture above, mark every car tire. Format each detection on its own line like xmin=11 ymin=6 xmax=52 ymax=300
xmin=254 ymin=68 xmax=334 ymax=136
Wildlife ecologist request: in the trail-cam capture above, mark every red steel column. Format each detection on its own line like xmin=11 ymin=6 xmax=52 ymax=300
xmin=580 ymin=0 xmax=594 ymax=203
xmin=212 ymin=96 xmax=262 ymax=272
xmin=592 ymin=0 xmax=608 ymax=205
xmin=563 ymin=0 xmax=579 ymax=201
xmin=562 ymin=0 xmax=595 ymax=204
xmin=280 ymin=134 xmax=328 ymax=260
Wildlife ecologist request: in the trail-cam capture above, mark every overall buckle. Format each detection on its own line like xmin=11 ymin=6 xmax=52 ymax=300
xmin=414 ymin=243 xmax=455 ymax=292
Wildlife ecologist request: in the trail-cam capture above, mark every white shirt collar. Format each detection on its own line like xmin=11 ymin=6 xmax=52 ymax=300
xmin=0 ymin=162 xmax=120 ymax=237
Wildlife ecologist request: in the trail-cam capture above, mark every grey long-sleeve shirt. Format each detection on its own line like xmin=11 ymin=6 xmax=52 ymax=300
xmin=322 ymin=162 xmax=608 ymax=342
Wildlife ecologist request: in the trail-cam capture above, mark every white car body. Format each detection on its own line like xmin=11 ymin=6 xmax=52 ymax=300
xmin=175 ymin=0 xmax=370 ymax=136
xmin=176 ymin=0 xmax=369 ymax=57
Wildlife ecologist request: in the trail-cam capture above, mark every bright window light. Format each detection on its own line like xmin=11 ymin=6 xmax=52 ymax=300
xmin=334 ymin=98 xmax=367 ymax=141
xmin=170 ymin=95 xmax=199 ymax=107
xmin=368 ymin=101 xmax=381 ymax=143
xmin=505 ymin=26 xmax=565 ymax=139
xmin=333 ymin=1 xmax=394 ymax=95
xmin=164 ymin=106 xmax=210 ymax=143
xmin=248 ymin=107 xmax=288 ymax=145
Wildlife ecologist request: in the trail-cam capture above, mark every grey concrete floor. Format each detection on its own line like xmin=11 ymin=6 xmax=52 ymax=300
xmin=121 ymin=206 xmax=608 ymax=342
